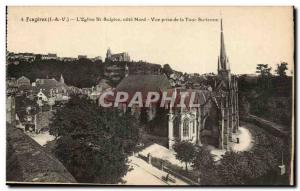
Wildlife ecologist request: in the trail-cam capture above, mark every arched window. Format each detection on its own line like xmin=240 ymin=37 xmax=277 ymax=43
xmin=173 ymin=116 xmax=180 ymax=137
xmin=193 ymin=121 xmax=195 ymax=134
xmin=183 ymin=118 xmax=189 ymax=137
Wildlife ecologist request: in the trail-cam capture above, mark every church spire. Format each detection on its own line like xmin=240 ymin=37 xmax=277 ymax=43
xmin=106 ymin=48 xmax=111 ymax=58
xmin=60 ymin=74 xmax=64 ymax=84
xmin=219 ymin=18 xmax=230 ymax=72
xmin=218 ymin=56 xmax=220 ymax=71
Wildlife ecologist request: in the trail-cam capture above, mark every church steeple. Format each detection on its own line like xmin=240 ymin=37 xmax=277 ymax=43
xmin=218 ymin=56 xmax=220 ymax=71
xmin=218 ymin=18 xmax=230 ymax=72
xmin=106 ymin=48 xmax=112 ymax=59
xmin=60 ymin=74 xmax=65 ymax=84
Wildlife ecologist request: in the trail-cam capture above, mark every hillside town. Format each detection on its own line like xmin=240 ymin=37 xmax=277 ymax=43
xmin=6 ymin=18 xmax=293 ymax=185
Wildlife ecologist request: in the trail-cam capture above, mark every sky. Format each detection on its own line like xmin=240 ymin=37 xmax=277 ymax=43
xmin=7 ymin=6 xmax=294 ymax=75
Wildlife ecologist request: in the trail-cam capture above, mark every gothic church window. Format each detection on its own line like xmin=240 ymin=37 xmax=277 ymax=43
xmin=183 ymin=118 xmax=189 ymax=137
xmin=173 ymin=116 xmax=180 ymax=137
xmin=193 ymin=121 xmax=195 ymax=134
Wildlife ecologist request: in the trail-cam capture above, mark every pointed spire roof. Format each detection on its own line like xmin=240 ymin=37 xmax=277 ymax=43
xmin=218 ymin=56 xmax=220 ymax=71
xmin=60 ymin=74 xmax=64 ymax=84
xmin=219 ymin=18 xmax=230 ymax=71
xmin=106 ymin=47 xmax=112 ymax=59
xmin=107 ymin=47 xmax=111 ymax=54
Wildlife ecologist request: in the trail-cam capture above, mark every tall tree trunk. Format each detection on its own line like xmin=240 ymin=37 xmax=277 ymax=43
xmin=185 ymin=162 xmax=188 ymax=172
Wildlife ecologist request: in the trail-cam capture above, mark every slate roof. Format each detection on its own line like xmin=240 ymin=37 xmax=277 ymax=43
xmin=109 ymin=75 xmax=171 ymax=103
xmin=35 ymin=79 xmax=65 ymax=89
xmin=96 ymin=79 xmax=111 ymax=91
xmin=111 ymin=52 xmax=127 ymax=57
xmin=33 ymin=79 xmax=68 ymax=97
xmin=116 ymin=74 xmax=170 ymax=93
xmin=17 ymin=76 xmax=30 ymax=82
xmin=6 ymin=125 xmax=76 ymax=184
xmin=165 ymin=88 xmax=211 ymax=108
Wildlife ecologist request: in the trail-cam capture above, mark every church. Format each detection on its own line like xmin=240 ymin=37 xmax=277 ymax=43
xmin=105 ymin=48 xmax=130 ymax=62
xmin=104 ymin=19 xmax=239 ymax=151
xmin=167 ymin=19 xmax=239 ymax=150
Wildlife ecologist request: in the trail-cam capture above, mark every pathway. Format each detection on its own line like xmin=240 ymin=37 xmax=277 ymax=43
xmin=123 ymin=156 xmax=188 ymax=185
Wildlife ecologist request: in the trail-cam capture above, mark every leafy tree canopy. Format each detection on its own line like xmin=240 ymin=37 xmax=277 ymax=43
xmin=50 ymin=95 xmax=139 ymax=183
xmin=192 ymin=146 xmax=218 ymax=184
xmin=256 ymin=64 xmax=272 ymax=77
xmin=275 ymin=62 xmax=288 ymax=77
xmin=173 ymin=141 xmax=196 ymax=171
xmin=162 ymin=64 xmax=173 ymax=77
xmin=217 ymin=151 xmax=270 ymax=185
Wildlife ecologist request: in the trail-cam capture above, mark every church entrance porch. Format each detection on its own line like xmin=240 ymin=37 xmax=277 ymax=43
xmin=200 ymin=115 xmax=221 ymax=148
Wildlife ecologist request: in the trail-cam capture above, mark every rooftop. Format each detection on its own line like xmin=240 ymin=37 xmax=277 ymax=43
xmin=7 ymin=125 xmax=77 ymax=184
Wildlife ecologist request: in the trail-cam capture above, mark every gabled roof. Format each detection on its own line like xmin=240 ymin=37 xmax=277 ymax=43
xmin=165 ymin=88 xmax=211 ymax=108
xmin=36 ymin=79 xmax=60 ymax=88
xmin=96 ymin=79 xmax=111 ymax=90
xmin=111 ymin=52 xmax=128 ymax=57
xmin=17 ymin=76 xmax=30 ymax=82
xmin=106 ymin=75 xmax=170 ymax=103
xmin=116 ymin=74 xmax=170 ymax=94
xmin=33 ymin=79 xmax=68 ymax=97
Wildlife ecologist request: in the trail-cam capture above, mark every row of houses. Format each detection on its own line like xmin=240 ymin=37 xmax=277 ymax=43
xmin=7 ymin=51 xmax=102 ymax=64
xmin=7 ymin=75 xmax=112 ymax=134
xmin=8 ymin=48 xmax=129 ymax=65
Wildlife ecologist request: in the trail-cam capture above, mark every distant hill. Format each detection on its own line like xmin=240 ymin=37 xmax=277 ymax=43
xmin=7 ymin=59 xmax=104 ymax=88
xmin=7 ymin=59 xmax=163 ymax=88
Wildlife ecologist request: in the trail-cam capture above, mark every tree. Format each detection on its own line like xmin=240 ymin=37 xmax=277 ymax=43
xmin=50 ymin=95 xmax=139 ymax=183
xmin=162 ymin=64 xmax=173 ymax=77
xmin=256 ymin=64 xmax=272 ymax=77
xmin=192 ymin=146 xmax=217 ymax=184
xmin=275 ymin=62 xmax=288 ymax=77
xmin=173 ymin=141 xmax=196 ymax=171
xmin=256 ymin=64 xmax=272 ymax=89
xmin=216 ymin=151 xmax=271 ymax=185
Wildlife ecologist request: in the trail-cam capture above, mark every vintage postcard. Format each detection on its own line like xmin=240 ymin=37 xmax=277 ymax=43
xmin=6 ymin=6 xmax=294 ymax=186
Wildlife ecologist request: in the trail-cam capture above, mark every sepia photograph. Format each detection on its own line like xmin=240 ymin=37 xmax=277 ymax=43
xmin=6 ymin=6 xmax=294 ymax=186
